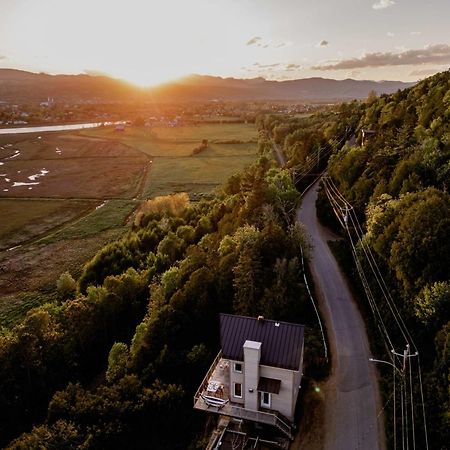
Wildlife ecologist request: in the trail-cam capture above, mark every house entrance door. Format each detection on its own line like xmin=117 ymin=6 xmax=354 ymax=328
xmin=261 ymin=391 xmax=271 ymax=408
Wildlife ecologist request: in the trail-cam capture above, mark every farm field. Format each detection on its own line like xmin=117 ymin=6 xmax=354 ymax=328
xmin=0 ymin=133 xmax=148 ymax=198
xmin=81 ymin=123 xmax=258 ymax=197
xmin=80 ymin=122 xmax=257 ymax=157
xmin=0 ymin=198 xmax=96 ymax=251
xmin=0 ymin=122 xmax=258 ymax=327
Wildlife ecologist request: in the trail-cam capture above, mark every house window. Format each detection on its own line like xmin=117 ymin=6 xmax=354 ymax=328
xmin=261 ymin=391 xmax=271 ymax=408
xmin=234 ymin=362 xmax=242 ymax=373
xmin=233 ymin=382 xmax=242 ymax=398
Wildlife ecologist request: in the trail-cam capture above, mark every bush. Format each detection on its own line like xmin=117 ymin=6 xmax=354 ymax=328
xmin=56 ymin=272 xmax=77 ymax=299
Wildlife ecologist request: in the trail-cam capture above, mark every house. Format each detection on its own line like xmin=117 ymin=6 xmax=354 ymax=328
xmin=193 ymin=314 xmax=305 ymax=440
xmin=361 ymin=128 xmax=376 ymax=146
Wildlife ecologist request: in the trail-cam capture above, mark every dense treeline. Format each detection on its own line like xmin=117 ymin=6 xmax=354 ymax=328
xmin=257 ymin=110 xmax=354 ymax=194
xmin=280 ymin=71 xmax=449 ymax=448
xmin=0 ymin=268 xmax=151 ymax=447
xmin=2 ymin=140 xmax=326 ymax=448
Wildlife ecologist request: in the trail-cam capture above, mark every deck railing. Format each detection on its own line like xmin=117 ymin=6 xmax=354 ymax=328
xmin=193 ymin=350 xmax=222 ymax=406
xmin=193 ymin=350 xmax=293 ymax=439
xmin=228 ymin=406 xmax=293 ymax=439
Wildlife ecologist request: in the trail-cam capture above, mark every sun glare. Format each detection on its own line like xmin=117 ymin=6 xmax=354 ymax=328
xmin=3 ymin=0 xmax=233 ymax=87
xmin=111 ymin=67 xmax=189 ymax=88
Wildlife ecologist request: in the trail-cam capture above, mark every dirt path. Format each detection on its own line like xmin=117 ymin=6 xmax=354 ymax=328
xmin=272 ymin=142 xmax=287 ymax=166
xmin=296 ymin=181 xmax=386 ymax=450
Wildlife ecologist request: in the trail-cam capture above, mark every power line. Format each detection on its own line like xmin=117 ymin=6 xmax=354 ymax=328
xmin=417 ymin=356 xmax=429 ymax=450
xmin=322 ymin=178 xmax=395 ymax=354
xmin=300 ymin=243 xmax=328 ymax=361
xmin=322 ymin=176 xmax=429 ymax=449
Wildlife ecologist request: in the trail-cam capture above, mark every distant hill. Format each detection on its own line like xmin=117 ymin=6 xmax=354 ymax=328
xmin=0 ymin=69 xmax=415 ymax=103
xmin=153 ymin=74 xmax=415 ymax=102
xmin=0 ymin=69 xmax=135 ymax=103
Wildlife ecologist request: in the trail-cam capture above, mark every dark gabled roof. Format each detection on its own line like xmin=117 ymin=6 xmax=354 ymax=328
xmin=220 ymin=314 xmax=304 ymax=371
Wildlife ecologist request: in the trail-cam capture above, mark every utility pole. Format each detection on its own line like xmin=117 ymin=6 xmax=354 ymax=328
xmin=370 ymin=344 xmax=419 ymax=450
xmin=392 ymin=344 xmax=418 ymax=375
xmin=391 ymin=345 xmax=418 ymax=450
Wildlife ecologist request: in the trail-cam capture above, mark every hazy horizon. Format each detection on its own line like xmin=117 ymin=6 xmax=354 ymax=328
xmin=0 ymin=0 xmax=449 ymax=86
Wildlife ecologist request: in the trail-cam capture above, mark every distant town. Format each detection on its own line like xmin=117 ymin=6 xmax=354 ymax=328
xmin=0 ymin=98 xmax=332 ymax=128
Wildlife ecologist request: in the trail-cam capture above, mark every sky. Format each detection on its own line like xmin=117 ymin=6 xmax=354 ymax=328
xmin=0 ymin=0 xmax=449 ymax=86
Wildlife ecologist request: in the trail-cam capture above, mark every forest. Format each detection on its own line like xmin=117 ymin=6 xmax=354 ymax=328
xmin=262 ymin=70 xmax=450 ymax=449
xmin=0 ymin=132 xmax=327 ymax=448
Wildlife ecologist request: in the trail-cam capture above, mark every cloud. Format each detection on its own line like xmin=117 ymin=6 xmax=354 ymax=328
xmin=311 ymin=44 xmax=450 ymax=70
xmin=372 ymin=0 xmax=395 ymax=10
xmin=316 ymin=40 xmax=329 ymax=47
xmin=242 ymin=62 xmax=303 ymax=74
xmin=246 ymin=36 xmax=262 ymax=46
xmin=246 ymin=37 xmax=291 ymax=49
xmin=286 ymin=63 xmax=302 ymax=71
xmin=410 ymin=31 xmax=422 ymax=36
xmin=0 ymin=55 xmax=6 ymax=60
xmin=387 ymin=32 xmax=395 ymax=37
xmin=253 ymin=62 xmax=282 ymax=68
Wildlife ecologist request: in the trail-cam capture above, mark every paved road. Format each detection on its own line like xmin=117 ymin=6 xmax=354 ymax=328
xmin=297 ymin=180 xmax=385 ymax=450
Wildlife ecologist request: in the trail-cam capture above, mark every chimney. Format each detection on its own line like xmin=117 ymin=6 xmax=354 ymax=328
xmin=243 ymin=340 xmax=261 ymax=411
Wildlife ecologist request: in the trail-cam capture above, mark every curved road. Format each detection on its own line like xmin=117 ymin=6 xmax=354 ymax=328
xmin=297 ymin=181 xmax=385 ymax=450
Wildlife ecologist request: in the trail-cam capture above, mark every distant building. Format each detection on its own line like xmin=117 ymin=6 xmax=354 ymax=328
xmin=193 ymin=314 xmax=305 ymax=441
xmin=361 ymin=128 xmax=376 ymax=146
xmin=40 ymin=97 xmax=54 ymax=107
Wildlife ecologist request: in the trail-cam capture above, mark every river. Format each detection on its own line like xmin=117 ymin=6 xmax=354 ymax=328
xmin=0 ymin=121 xmax=121 ymax=135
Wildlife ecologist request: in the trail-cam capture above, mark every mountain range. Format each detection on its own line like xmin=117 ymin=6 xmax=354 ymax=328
xmin=0 ymin=69 xmax=415 ymax=103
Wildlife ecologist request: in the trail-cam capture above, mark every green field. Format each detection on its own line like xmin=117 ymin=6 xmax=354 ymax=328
xmin=80 ymin=123 xmax=257 ymax=156
xmin=0 ymin=198 xmax=96 ymax=250
xmin=0 ymin=122 xmax=258 ymax=327
xmin=146 ymin=149 xmax=256 ymax=197
xmin=80 ymin=123 xmax=258 ymax=197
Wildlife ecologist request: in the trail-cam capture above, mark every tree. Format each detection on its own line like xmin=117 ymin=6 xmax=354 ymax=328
xmin=366 ymin=89 xmax=378 ymax=105
xmin=233 ymin=246 xmax=262 ymax=316
xmin=414 ymin=281 xmax=450 ymax=329
xmin=265 ymin=168 xmax=300 ymax=224
xmin=106 ymin=343 xmax=129 ymax=383
xmin=56 ymin=272 xmax=77 ymax=300
xmin=7 ymin=420 xmax=83 ymax=450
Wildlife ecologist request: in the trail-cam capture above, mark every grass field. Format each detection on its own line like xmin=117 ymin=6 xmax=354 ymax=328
xmin=146 ymin=150 xmax=256 ymax=197
xmin=0 ymin=122 xmax=258 ymax=327
xmin=81 ymin=123 xmax=258 ymax=197
xmin=39 ymin=199 xmax=137 ymax=244
xmin=0 ymin=198 xmax=96 ymax=250
xmin=80 ymin=123 xmax=257 ymax=157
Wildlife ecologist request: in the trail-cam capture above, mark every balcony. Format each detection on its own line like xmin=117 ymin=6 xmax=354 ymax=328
xmin=193 ymin=351 xmax=294 ymax=440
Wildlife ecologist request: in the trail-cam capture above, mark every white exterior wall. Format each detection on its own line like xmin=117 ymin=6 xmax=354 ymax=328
xmin=226 ymin=341 xmax=304 ymax=421
xmin=259 ymin=365 xmax=297 ymax=420
xmin=229 ymin=359 xmax=245 ymax=405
